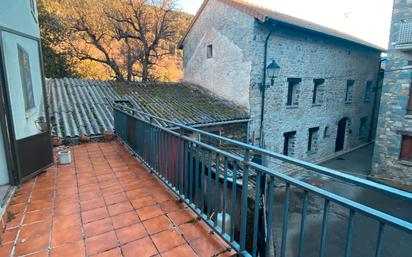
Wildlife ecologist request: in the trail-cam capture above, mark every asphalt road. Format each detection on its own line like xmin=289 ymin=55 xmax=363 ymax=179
xmin=268 ymin=144 xmax=412 ymax=257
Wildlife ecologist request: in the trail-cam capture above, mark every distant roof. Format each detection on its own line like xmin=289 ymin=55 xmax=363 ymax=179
xmin=48 ymin=78 xmax=249 ymax=139
xmin=179 ymin=0 xmax=384 ymax=51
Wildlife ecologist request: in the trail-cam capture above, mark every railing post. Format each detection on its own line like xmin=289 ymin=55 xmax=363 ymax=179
xmin=240 ymin=148 xmax=250 ymax=253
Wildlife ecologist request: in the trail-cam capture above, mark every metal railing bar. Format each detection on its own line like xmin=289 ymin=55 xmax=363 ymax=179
xmin=189 ymin=144 xmax=194 ymax=201
xmin=115 ymin=109 xmax=412 ymax=257
xmin=200 ymin=153 xmax=205 ymax=212
xmin=265 ymin=177 xmax=275 ymax=257
xmin=252 ymin=171 xmax=262 ymax=256
xmin=214 ymin=154 xmax=221 ymax=227
xmin=375 ymin=222 xmax=385 ymax=257
xmin=231 ymin=161 xmax=238 ymax=242
xmin=184 ymin=141 xmax=189 ymax=197
xmin=115 ymin=109 xmax=412 ymax=233
xmin=119 ymin=137 xmax=249 ymax=257
xmin=319 ymin=199 xmax=330 ymax=257
xmin=115 ymin=106 xmax=411 ymax=201
xmin=207 ymin=150 xmax=213 ymax=218
xmin=240 ymin=164 xmax=250 ymax=252
xmin=222 ymin=157 xmax=228 ymax=235
xmin=195 ymin=148 xmax=200 ymax=208
xmin=297 ymin=190 xmax=309 ymax=257
xmin=280 ymin=183 xmax=291 ymax=257
xmin=344 ymin=210 xmax=355 ymax=257
xmin=248 ymin=163 xmax=412 ymax=233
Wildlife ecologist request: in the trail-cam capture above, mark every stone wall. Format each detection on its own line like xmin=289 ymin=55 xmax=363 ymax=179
xmin=372 ymin=0 xmax=412 ymax=185
xmin=182 ymin=0 xmax=255 ymax=109
xmin=249 ymin=24 xmax=381 ymax=163
xmin=194 ymin=122 xmax=248 ymax=146
xmin=182 ymin=0 xmax=382 ymax=164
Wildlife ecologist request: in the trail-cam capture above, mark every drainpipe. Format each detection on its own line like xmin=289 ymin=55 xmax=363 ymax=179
xmin=259 ymin=22 xmax=276 ymax=148
xmin=368 ymin=59 xmax=384 ymax=142
xmin=257 ymin=21 xmax=276 ymax=257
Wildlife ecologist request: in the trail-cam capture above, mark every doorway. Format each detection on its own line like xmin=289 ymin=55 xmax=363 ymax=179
xmin=335 ymin=118 xmax=347 ymax=152
xmin=0 ymin=29 xmax=53 ymax=184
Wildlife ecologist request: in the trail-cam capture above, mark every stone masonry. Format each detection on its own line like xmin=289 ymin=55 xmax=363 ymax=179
xmin=182 ymin=0 xmax=382 ymax=164
xmin=372 ymin=0 xmax=412 ymax=185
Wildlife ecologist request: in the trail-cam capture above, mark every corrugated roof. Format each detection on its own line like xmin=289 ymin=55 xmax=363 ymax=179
xmin=179 ymin=0 xmax=384 ymax=51
xmin=47 ymin=78 xmax=249 ymax=139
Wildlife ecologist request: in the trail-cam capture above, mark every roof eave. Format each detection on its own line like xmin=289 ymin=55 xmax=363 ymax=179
xmin=264 ymin=17 xmax=385 ymax=52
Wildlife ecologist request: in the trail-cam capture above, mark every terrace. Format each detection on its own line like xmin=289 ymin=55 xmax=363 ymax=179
xmin=0 ymin=142 xmax=233 ymax=257
xmin=0 ymin=106 xmax=411 ymax=257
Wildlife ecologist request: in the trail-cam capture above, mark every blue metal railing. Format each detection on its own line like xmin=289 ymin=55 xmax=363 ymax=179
xmin=114 ymin=106 xmax=412 ymax=257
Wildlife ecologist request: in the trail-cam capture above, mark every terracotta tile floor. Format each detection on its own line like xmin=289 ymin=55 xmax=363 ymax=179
xmin=0 ymin=141 xmax=235 ymax=257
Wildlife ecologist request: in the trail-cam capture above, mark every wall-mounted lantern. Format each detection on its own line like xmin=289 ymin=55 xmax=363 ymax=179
xmin=267 ymin=60 xmax=280 ymax=87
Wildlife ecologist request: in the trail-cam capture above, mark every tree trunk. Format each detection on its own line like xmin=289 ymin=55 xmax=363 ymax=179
xmin=141 ymin=57 xmax=149 ymax=82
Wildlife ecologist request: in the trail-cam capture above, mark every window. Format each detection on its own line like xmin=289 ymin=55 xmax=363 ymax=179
xmin=359 ymin=117 xmax=368 ymax=140
xmin=345 ymin=80 xmax=354 ymax=103
xmin=308 ymin=127 xmax=319 ymax=152
xmin=283 ymin=131 xmax=296 ymax=156
xmin=207 ymin=44 xmax=213 ymax=58
xmin=286 ymin=78 xmax=301 ymax=106
xmin=323 ymin=126 xmax=330 ymax=138
xmin=364 ymin=81 xmax=372 ymax=103
xmin=398 ymin=21 xmax=412 ymax=45
xmin=312 ymin=79 xmax=325 ymax=105
xmin=400 ymin=135 xmax=412 ymax=162
xmin=30 ymin=0 xmax=35 ymax=12
xmin=18 ymin=44 xmax=35 ymax=111
xmin=347 ymin=118 xmax=352 ymax=134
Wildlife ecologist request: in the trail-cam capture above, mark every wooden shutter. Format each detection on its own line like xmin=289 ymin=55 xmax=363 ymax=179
xmin=400 ymin=135 xmax=412 ymax=162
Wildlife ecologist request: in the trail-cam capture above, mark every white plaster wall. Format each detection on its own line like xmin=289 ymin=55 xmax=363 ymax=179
xmin=0 ymin=0 xmax=40 ymax=38
xmin=185 ymin=28 xmax=252 ymax=108
xmin=2 ymin=32 xmax=45 ymax=140
xmin=182 ymin=0 xmax=255 ymax=110
xmin=0 ymin=125 xmax=9 ymax=185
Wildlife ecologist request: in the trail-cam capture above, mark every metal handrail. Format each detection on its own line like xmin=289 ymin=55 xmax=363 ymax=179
xmin=114 ymin=105 xmax=412 ymax=201
xmin=114 ymin=106 xmax=412 ymax=257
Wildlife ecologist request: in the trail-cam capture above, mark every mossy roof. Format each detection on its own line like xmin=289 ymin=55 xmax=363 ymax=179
xmin=48 ymin=78 xmax=249 ymax=138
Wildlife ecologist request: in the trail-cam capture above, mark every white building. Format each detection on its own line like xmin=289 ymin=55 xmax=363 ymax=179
xmin=0 ymin=0 xmax=53 ymax=192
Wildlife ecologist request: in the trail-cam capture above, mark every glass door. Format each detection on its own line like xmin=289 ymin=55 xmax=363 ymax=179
xmin=0 ymin=30 xmax=53 ymax=182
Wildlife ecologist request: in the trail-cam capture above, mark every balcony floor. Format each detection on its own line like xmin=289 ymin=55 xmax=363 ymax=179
xmin=0 ymin=141 xmax=234 ymax=257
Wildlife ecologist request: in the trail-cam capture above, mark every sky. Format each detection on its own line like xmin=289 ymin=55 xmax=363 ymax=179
xmin=176 ymin=0 xmax=393 ymax=49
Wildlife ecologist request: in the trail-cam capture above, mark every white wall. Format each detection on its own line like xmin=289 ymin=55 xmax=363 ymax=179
xmin=183 ymin=0 xmax=255 ymax=110
xmin=0 ymin=0 xmax=42 ymax=184
xmin=0 ymin=125 xmax=9 ymax=185
xmin=2 ymin=32 xmax=45 ymax=140
xmin=0 ymin=0 xmax=40 ymax=38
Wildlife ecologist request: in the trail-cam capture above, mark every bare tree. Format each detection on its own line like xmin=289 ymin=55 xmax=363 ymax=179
xmin=65 ymin=0 xmax=177 ymax=82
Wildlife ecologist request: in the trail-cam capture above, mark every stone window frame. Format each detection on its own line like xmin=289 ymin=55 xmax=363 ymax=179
xmin=207 ymin=44 xmax=213 ymax=59
xmin=398 ymin=131 xmax=412 ymax=164
xmin=363 ymin=81 xmax=373 ymax=103
xmin=307 ymin=127 xmax=320 ymax=153
xmin=312 ymin=78 xmax=325 ymax=106
xmin=286 ymin=78 xmax=301 ymax=107
xmin=283 ymin=131 xmax=296 ymax=156
xmin=323 ymin=126 xmax=330 ymax=138
xmin=358 ymin=117 xmax=368 ymax=140
xmin=345 ymin=80 xmax=354 ymax=104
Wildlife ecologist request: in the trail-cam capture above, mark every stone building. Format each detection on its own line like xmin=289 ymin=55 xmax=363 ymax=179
xmin=179 ymin=0 xmax=383 ymax=163
xmin=372 ymin=0 xmax=412 ymax=187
